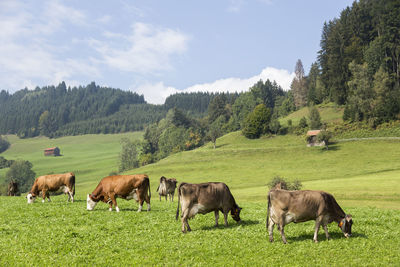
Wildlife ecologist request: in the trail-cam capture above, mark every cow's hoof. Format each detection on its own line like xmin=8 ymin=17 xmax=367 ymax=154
xmin=313 ymin=239 xmax=319 ymax=243
xmin=269 ymin=238 xmax=274 ymax=243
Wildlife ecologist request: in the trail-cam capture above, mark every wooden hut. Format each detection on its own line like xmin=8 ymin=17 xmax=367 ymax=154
xmin=44 ymin=147 xmax=60 ymax=156
xmin=306 ymin=130 xmax=325 ymax=147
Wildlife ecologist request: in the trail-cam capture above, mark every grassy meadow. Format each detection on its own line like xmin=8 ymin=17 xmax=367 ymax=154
xmin=1 ymin=131 xmax=400 ymax=265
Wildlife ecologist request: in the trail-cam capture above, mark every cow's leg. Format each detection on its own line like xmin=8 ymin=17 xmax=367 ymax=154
xmin=69 ymin=191 xmax=74 ymax=203
xmin=323 ymin=224 xmax=330 ymax=240
xmin=171 ymin=193 xmax=174 ymax=202
xmin=214 ymin=210 xmax=219 ymax=227
xmin=313 ymin=216 xmax=323 ymax=242
xmin=279 ymin=224 xmax=287 ymax=244
xmin=165 ymin=195 xmax=167 ymax=201
xmin=181 ymin=205 xmax=191 ymax=233
xmin=268 ymin=217 xmax=275 ymax=242
xmin=108 ymin=194 xmax=118 ymax=212
xmin=223 ymin=212 xmax=228 ymax=226
xmin=42 ymin=189 xmax=47 ymax=203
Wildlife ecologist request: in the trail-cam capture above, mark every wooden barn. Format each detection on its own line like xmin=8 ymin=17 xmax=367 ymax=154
xmin=306 ymin=130 xmax=325 ymax=147
xmin=44 ymin=147 xmax=60 ymax=156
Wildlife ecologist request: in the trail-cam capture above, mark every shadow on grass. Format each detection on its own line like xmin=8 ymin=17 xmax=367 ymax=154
xmin=200 ymin=219 xmax=260 ymax=231
xmin=317 ymin=142 xmax=341 ymax=152
xmin=283 ymin=231 xmax=367 ymax=243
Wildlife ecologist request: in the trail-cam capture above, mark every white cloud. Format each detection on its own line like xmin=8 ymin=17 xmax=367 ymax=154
xmin=91 ymin=22 xmax=190 ymax=74
xmin=0 ymin=0 xmax=97 ymax=90
xmin=133 ymin=66 xmax=294 ymax=104
xmin=134 ymin=82 xmax=179 ymax=105
xmin=227 ymin=0 xmax=245 ymax=13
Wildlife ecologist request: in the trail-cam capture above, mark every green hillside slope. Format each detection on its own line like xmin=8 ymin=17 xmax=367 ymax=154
xmin=0 ymin=132 xmax=142 ymax=191
xmin=1 ymin=131 xmax=399 ymax=209
xmin=279 ymin=102 xmax=344 ymax=126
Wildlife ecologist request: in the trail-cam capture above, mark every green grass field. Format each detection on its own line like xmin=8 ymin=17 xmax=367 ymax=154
xmin=1 ymin=131 xmax=400 ymax=265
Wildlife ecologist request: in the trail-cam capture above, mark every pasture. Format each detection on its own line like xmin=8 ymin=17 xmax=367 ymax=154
xmin=1 ymin=131 xmax=400 ymax=265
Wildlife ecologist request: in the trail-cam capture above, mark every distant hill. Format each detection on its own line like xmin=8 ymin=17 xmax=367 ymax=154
xmin=0 ymin=83 xmax=229 ymax=138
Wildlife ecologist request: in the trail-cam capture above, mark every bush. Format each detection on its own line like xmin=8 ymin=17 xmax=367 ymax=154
xmin=0 ymin=136 xmax=10 ymax=153
xmin=5 ymin=160 xmax=36 ymax=193
xmin=268 ymin=176 xmax=302 ymax=190
xmin=242 ymin=104 xmax=272 ymax=139
xmin=119 ymin=138 xmax=142 ymax=172
xmin=317 ymin=130 xmax=333 ymax=149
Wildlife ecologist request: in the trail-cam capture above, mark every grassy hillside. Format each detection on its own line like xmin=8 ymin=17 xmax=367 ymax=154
xmin=1 ymin=131 xmax=400 ymax=208
xmin=279 ymin=102 xmax=344 ymax=126
xmin=1 ymin=131 xmax=400 ymax=265
xmin=0 ymin=132 xmax=142 ymax=192
xmin=127 ymin=131 xmax=400 ymax=209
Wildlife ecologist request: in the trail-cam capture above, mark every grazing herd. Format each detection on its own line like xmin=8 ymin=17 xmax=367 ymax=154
xmin=23 ymin=172 xmax=353 ymax=243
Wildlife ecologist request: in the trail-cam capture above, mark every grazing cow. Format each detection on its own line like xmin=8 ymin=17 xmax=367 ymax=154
xmin=266 ymin=189 xmax=353 ymax=243
xmin=87 ymin=174 xmax=151 ymax=212
xmin=176 ymin=182 xmax=242 ymax=233
xmin=8 ymin=181 xmax=19 ymax=196
xmin=156 ymin=176 xmax=178 ymax=201
xmin=26 ymin=172 xmax=75 ymax=203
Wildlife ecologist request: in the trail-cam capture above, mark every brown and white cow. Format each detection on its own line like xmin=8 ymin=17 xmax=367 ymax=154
xmin=266 ymin=189 xmax=353 ymax=243
xmin=27 ymin=172 xmax=75 ymax=203
xmin=156 ymin=176 xmax=178 ymax=201
xmin=87 ymin=174 xmax=151 ymax=212
xmin=176 ymin=182 xmax=242 ymax=232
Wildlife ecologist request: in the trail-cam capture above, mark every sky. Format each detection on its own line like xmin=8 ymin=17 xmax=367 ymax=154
xmin=0 ymin=0 xmax=354 ymax=104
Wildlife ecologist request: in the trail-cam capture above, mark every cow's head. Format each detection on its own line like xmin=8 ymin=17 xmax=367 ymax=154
xmin=87 ymin=194 xmax=98 ymax=210
xmin=338 ymin=214 xmax=353 ymax=238
xmin=231 ymin=206 xmax=242 ymax=222
xmin=26 ymin=193 xmax=36 ymax=204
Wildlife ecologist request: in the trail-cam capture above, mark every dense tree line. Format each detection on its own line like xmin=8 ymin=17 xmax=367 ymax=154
xmin=0 ymin=82 xmax=147 ymax=137
xmin=0 ymin=83 xmax=244 ymax=138
xmin=315 ymin=0 xmax=400 ymax=124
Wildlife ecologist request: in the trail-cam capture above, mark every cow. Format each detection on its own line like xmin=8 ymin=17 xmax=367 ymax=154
xmin=175 ymin=182 xmax=242 ymax=233
xmin=266 ymin=189 xmax=353 ymax=244
xmin=86 ymin=174 xmax=151 ymax=212
xmin=156 ymin=176 xmax=178 ymax=201
xmin=8 ymin=180 xmax=19 ymax=196
xmin=26 ymin=172 xmax=75 ymax=204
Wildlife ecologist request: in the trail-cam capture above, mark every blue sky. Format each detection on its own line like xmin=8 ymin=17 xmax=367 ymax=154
xmin=0 ymin=0 xmax=354 ymax=104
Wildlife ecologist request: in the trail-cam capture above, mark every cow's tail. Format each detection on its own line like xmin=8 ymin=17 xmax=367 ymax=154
xmin=147 ymin=177 xmax=151 ymax=200
xmin=266 ymin=191 xmax=271 ymax=230
xmin=71 ymin=173 xmax=76 ymax=196
xmin=175 ymin=184 xmax=181 ymax=220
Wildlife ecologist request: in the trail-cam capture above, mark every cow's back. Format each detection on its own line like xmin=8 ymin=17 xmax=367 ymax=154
xmin=101 ymin=174 xmax=148 ymax=196
xmin=269 ymin=189 xmax=344 ymax=222
xmin=180 ymin=182 xmax=234 ymax=212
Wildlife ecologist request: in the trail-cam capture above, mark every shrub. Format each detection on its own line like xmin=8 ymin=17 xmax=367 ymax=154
xmin=0 ymin=136 xmax=10 ymax=153
xmin=242 ymin=104 xmax=271 ymax=139
xmin=268 ymin=176 xmax=302 ymax=190
xmin=5 ymin=160 xmax=36 ymax=193
xmin=317 ymin=130 xmax=333 ymax=149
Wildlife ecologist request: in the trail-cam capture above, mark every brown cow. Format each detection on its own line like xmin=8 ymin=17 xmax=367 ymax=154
xmin=266 ymin=189 xmax=353 ymax=243
xmin=8 ymin=181 xmax=19 ymax=196
xmin=176 ymin=182 xmax=242 ymax=233
xmin=87 ymin=174 xmax=151 ymax=212
xmin=26 ymin=172 xmax=75 ymax=203
xmin=156 ymin=176 xmax=178 ymax=201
